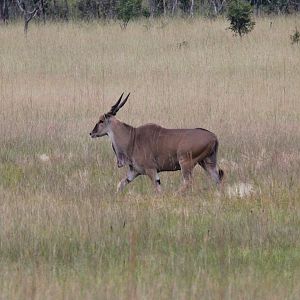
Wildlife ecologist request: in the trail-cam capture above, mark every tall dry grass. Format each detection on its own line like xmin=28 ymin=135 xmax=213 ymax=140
xmin=0 ymin=17 xmax=300 ymax=299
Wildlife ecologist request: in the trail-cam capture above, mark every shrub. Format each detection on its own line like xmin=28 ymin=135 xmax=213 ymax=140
xmin=117 ymin=0 xmax=142 ymax=28
xmin=290 ymin=27 xmax=300 ymax=45
xmin=227 ymin=0 xmax=255 ymax=37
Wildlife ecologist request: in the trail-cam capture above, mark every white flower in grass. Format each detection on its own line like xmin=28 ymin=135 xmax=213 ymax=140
xmin=38 ymin=154 xmax=50 ymax=162
xmin=227 ymin=182 xmax=255 ymax=198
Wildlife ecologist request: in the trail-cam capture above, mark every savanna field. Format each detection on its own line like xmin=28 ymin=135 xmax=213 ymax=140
xmin=0 ymin=17 xmax=300 ymax=299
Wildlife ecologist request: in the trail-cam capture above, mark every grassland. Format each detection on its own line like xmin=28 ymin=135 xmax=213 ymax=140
xmin=0 ymin=17 xmax=300 ymax=299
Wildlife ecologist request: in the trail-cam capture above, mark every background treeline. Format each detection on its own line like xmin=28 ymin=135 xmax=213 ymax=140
xmin=1 ymin=0 xmax=300 ymax=24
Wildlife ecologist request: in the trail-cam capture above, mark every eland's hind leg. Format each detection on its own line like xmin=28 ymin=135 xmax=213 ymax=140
xmin=199 ymin=155 xmax=223 ymax=185
xmin=199 ymin=139 xmax=224 ymax=185
xmin=145 ymin=169 xmax=162 ymax=193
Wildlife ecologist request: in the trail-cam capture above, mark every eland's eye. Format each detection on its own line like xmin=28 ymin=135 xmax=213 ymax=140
xmin=99 ymin=120 xmax=103 ymax=124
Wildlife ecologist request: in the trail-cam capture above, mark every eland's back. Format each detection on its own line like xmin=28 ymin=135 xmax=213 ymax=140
xmin=133 ymin=125 xmax=219 ymax=172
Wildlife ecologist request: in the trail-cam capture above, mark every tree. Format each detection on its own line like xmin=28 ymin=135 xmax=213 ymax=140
xmin=0 ymin=0 xmax=9 ymax=23
xmin=210 ymin=0 xmax=227 ymax=16
xmin=77 ymin=0 xmax=100 ymax=20
xmin=227 ymin=0 xmax=255 ymax=37
xmin=16 ymin=0 xmax=43 ymax=35
xmin=117 ymin=0 xmax=142 ymax=28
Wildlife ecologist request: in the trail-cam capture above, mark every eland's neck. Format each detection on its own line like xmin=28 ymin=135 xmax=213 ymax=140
xmin=107 ymin=120 xmax=135 ymax=166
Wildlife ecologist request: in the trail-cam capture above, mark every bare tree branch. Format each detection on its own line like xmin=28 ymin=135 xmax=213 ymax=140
xmin=16 ymin=0 xmax=45 ymax=35
xmin=171 ymin=0 xmax=178 ymax=16
xmin=190 ymin=0 xmax=194 ymax=16
xmin=210 ymin=0 xmax=226 ymax=16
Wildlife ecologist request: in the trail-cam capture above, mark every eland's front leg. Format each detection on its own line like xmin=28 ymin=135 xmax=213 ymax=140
xmin=117 ymin=166 xmax=139 ymax=192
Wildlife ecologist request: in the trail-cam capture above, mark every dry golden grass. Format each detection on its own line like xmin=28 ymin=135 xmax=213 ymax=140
xmin=0 ymin=17 xmax=300 ymax=299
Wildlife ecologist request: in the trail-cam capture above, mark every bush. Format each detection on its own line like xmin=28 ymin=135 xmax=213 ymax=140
xmin=117 ymin=0 xmax=142 ymax=28
xmin=227 ymin=0 xmax=255 ymax=37
xmin=290 ymin=27 xmax=300 ymax=45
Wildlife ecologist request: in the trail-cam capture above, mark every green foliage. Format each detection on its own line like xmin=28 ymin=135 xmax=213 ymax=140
xmin=179 ymin=0 xmax=191 ymax=13
xmin=141 ymin=7 xmax=151 ymax=17
xmin=117 ymin=0 xmax=142 ymax=28
xmin=5 ymin=0 xmax=300 ymax=22
xmin=76 ymin=0 xmax=100 ymax=20
xmin=227 ymin=0 xmax=255 ymax=37
xmin=262 ymin=0 xmax=291 ymax=15
xmin=290 ymin=27 xmax=300 ymax=45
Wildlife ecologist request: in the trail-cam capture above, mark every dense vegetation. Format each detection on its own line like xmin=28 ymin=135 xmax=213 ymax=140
xmin=1 ymin=0 xmax=300 ymax=24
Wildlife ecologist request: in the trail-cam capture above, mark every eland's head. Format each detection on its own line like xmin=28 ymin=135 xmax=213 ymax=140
xmin=89 ymin=93 xmax=130 ymax=138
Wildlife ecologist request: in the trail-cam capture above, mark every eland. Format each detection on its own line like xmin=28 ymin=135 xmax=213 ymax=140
xmin=90 ymin=93 xmax=224 ymax=193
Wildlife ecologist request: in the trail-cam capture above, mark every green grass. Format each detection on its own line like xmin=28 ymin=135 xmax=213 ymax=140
xmin=0 ymin=191 xmax=299 ymax=299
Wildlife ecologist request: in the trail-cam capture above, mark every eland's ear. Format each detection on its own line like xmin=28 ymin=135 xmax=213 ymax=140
xmin=107 ymin=93 xmax=130 ymax=116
